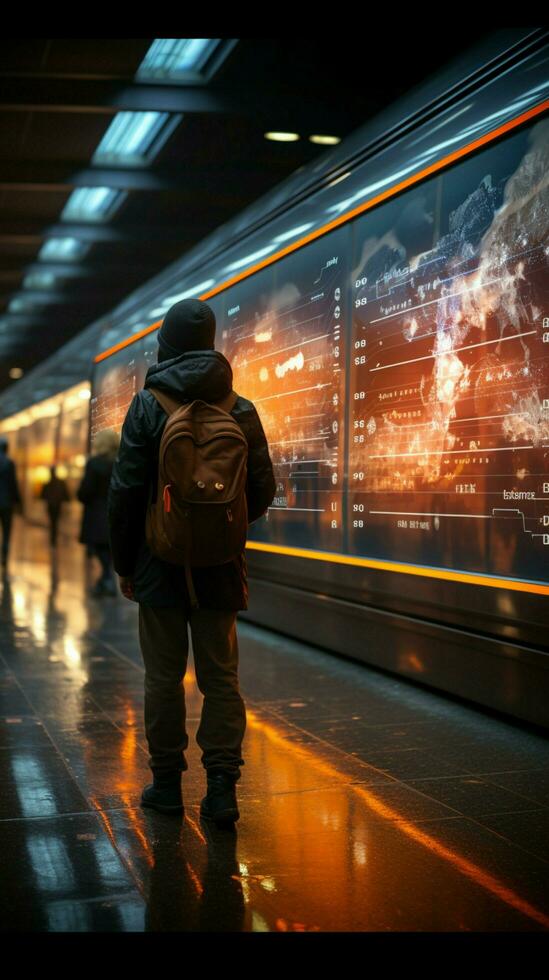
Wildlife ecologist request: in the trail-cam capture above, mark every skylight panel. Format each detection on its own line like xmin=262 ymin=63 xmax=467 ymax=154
xmin=23 ymin=272 xmax=57 ymax=290
xmin=9 ymin=297 xmax=38 ymax=314
xmin=61 ymin=187 xmax=125 ymax=222
xmin=92 ymin=112 xmax=177 ymax=166
xmin=136 ymin=38 xmax=232 ymax=82
xmin=39 ymin=238 xmax=89 ymax=262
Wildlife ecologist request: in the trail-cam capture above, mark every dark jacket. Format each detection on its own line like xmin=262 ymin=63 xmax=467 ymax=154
xmin=78 ymin=454 xmax=115 ymax=546
xmin=0 ymin=455 xmax=22 ymax=510
xmin=107 ymin=349 xmax=276 ymax=610
xmin=41 ymin=476 xmax=70 ymax=509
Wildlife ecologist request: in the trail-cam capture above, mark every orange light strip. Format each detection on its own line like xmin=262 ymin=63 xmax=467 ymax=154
xmin=94 ymin=98 xmax=549 ymax=365
xmin=245 ymin=540 xmax=549 ymax=595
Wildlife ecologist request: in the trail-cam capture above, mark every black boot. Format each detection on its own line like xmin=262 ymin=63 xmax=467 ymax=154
xmin=141 ymin=770 xmax=184 ymax=815
xmin=200 ymin=771 xmax=240 ymax=824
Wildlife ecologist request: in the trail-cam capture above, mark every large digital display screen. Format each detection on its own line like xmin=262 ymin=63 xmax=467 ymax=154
xmin=92 ymin=118 xmax=549 ymax=586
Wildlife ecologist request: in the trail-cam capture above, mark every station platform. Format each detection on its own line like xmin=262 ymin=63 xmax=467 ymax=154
xmin=1 ymin=518 xmax=548 ymax=933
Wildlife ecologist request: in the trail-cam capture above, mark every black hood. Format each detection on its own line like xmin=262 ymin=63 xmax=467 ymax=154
xmin=143 ymin=349 xmax=233 ymax=402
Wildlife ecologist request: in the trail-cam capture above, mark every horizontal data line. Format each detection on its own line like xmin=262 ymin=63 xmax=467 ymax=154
xmin=369 ymin=330 xmax=537 ymax=372
xmin=268 ymin=506 xmax=325 ymax=511
xmin=369 ymin=444 xmax=533 ymax=459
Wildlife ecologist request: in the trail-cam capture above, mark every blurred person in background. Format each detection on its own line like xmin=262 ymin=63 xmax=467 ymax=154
xmin=0 ymin=437 xmax=22 ymax=570
xmin=78 ymin=428 xmax=120 ymax=597
xmin=40 ymin=465 xmax=70 ymax=548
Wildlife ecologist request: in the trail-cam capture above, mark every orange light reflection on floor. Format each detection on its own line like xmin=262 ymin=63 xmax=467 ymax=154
xmin=186 ymin=860 xmax=204 ymax=898
xmin=246 ymin=710 xmax=549 ymax=929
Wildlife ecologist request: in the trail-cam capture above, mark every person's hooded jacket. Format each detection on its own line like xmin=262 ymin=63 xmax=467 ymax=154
xmin=107 ymin=348 xmax=276 ymax=610
xmin=0 ymin=453 xmax=22 ymax=510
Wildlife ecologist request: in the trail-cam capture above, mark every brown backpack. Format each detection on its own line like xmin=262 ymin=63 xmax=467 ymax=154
xmin=145 ymin=387 xmax=249 ymax=610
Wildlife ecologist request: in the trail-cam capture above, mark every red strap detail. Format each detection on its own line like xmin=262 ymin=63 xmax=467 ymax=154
xmin=163 ymin=484 xmax=171 ymax=513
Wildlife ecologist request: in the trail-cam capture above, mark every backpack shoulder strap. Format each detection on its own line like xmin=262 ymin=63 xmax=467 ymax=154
xmin=147 ymin=387 xmax=185 ymax=416
xmin=213 ymin=389 xmax=239 ymax=414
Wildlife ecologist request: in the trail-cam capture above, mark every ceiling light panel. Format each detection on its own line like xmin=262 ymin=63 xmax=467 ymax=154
xmin=136 ymin=38 xmax=236 ymax=83
xmin=137 ymin=38 xmax=216 ymax=79
xmin=9 ymin=297 xmax=38 ymax=314
xmin=23 ymin=272 xmax=57 ymax=290
xmin=92 ymin=112 xmax=180 ymax=167
xmin=61 ymin=187 xmax=126 ymax=223
xmin=264 ymin=132 xmax=300 ymax=142
xmin=38 ymin=238 xmax=89 ymax=262
xmin=309 ymin=134 xmax=341 ymax=145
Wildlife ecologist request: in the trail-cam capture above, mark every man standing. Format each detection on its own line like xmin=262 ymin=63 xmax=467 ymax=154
xmin=108 ymin=299 xmax=276 ymax=823
xmin=40 ymin=465 xmax=70 ymax=548
xmin=0 ymin=437 xmax=22 ymax=569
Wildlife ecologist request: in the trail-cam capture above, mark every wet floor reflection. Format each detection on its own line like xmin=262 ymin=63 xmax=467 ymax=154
xmin=1 ymin=524 xmax=549 ymax=931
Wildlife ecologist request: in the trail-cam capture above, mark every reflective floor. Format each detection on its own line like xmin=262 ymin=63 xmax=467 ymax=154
xmin=1 ymin=520 xmax=549 ymax=932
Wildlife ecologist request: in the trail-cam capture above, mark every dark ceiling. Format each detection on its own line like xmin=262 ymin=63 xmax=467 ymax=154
xmin=0 ymin=34 xmax=494 ymax=394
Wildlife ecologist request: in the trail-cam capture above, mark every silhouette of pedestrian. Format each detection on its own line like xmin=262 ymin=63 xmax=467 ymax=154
xmin=0 ymin=437 xmax=22 ymax=569
xmin=40 ymin=465 xmax=70 ymax=548
xmin=78 ymin=429 xmax=120 ymax=597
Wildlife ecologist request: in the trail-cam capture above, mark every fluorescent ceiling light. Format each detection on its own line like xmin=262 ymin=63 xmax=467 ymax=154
xmin=92 ymin=112 xmax=180 ymax=167
xmin=9 ymin=297 xmax=38 ymax=313
xmin=23 ymin=272 xmax=57 ymax=290
xmin=61 ymin=187 xmax=125 ymax=222
xmin=264 ymin=132 xmax=300 ymax=142
xmin=136 ymin=39 xmax=223 ymax=81
xmin=224 ymin=245 xmax=276 ymax=272
xmin=273 ymin=223 xmax=313 ymax=243
xmin=39 ymin=238 xmax=89 ymax=262
xmin=327 ymin=171 xmax=352 ymax=189
xmin=309 ymin=134 xmax=341 ymax=145
xmin=162 ymin=280 xmax=216 ymax=304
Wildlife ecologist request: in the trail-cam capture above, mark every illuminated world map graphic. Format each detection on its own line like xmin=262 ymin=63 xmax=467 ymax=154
xmin=92 ymin=119 xmax=549 ymax=584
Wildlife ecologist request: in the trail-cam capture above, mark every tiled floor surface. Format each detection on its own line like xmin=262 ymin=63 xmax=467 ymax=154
xmin=1 ymin=522 xmax=548 ymax=932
